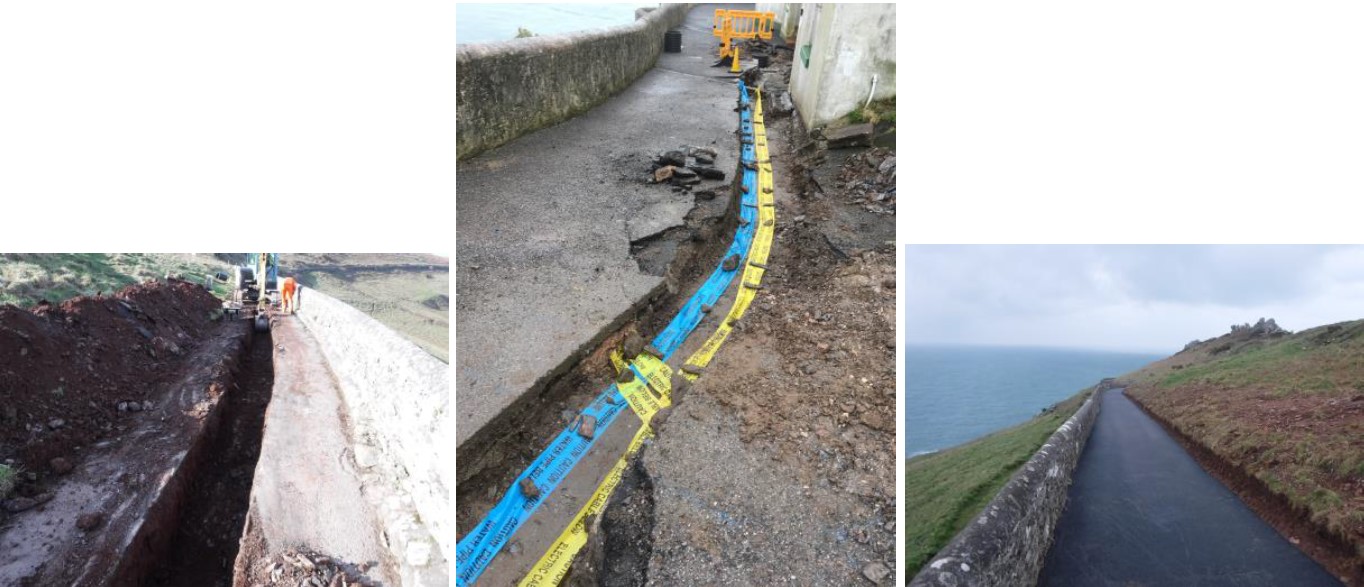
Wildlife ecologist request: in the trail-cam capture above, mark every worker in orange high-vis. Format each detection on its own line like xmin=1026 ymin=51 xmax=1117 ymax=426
xmin=281 ymin=276 xmax=298 ymax=314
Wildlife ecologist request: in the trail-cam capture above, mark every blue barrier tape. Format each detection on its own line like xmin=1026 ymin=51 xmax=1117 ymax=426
xmin=456 ymin=80 xmax=760 ymax=586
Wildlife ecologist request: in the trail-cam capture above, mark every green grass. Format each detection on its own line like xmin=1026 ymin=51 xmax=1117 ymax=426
xmin=0 ymin=253 xmax=231 ymax=307
xmin=1126 ymin=320 xmax=1364 ymax=555
xmin=906 ymin=389 xmax=1091 ymax=575
xmin=0 ymin=463 xmax=19 ymax=499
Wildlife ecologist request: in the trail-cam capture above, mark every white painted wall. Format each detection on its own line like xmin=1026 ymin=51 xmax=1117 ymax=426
xmin=788 ymin=3 xmax=896 ymax=129
xmin=755 ymin=2 xmax=801 ymax=42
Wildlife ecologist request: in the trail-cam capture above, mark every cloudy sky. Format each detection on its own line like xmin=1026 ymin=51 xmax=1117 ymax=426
xmin=906 ymin=245 xmax=1364 ymax=354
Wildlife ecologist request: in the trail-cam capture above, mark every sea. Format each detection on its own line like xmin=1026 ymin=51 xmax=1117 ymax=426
xmin=905 ymin=345 xmax=1164 ymax=457
xmin=456 ymin=3 xmax=660 ymax=45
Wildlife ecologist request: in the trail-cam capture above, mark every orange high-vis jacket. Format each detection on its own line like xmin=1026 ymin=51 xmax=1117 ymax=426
xmin=282 ymin=277 xmax=297 ymax=297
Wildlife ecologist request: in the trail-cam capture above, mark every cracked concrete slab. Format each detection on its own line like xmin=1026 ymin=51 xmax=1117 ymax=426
xmin=456 ymin=4 xmax=749 ymax=451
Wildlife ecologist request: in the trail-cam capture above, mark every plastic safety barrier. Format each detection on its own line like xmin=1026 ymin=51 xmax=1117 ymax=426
xmin=518 ymin=81 xmax=777 ymax=586
xmin=456 ymin=80 xmax=764 ymax=587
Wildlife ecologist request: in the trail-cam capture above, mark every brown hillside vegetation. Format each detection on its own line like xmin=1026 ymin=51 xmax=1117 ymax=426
xmin=1124 ymin=318 xmax=1364 ymax=583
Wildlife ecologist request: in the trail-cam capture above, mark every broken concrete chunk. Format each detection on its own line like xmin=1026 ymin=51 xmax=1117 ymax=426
xmin=691 ymin=166 xmax=726 ymax=180
xmin=690 ymin=146 xmax=718 ymax=160
xmin=825 ymin=123 xmax=875 ymax=149
xmin=658 ymin=150 xmax=687 ymax=167
xmin=76 ymin=512 xmax=104 ymax=531
xmin=653 ymin=165 xmax=676 ymax=183
xmin=623 ymin=333 xmax=644 ymax=359
xmin=670 ymin=166 xmax=698 ymax=179
xmin=519 ymin=477 xmax=541 ymax=500
xmin=577 ymin=415 xmax=597 ymax=439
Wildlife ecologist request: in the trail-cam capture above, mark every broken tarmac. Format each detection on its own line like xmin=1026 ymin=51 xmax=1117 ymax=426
xmin=455 ymin=3 xmax=753 ymax=452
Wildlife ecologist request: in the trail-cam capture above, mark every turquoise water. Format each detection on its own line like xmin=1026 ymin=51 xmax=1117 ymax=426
xmin=905 ymin=345 xmax=1163 ymax=457
xmin=456 ymin=3 xmax=659 ymax=45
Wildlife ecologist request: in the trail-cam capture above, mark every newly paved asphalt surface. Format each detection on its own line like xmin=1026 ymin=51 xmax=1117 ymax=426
xmin=1039 ymin=388 xmax=1340 ymax=586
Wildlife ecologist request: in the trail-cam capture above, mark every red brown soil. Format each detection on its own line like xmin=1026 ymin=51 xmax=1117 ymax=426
xmin=146 ymin=327 xmax=274 ymax=587
xmin=0 ymin=280 xmax=224 ymax=497
xmin=1128 ymin=390 xmax=1364 ymax=585
xmin=696 ymin=110 xmax=897 ymax=505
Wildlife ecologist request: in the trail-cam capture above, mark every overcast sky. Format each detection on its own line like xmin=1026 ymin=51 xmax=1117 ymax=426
xmin=906 ymin=245 xmax=1364 ymax=354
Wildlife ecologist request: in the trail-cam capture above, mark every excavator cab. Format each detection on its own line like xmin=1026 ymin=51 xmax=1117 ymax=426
xmin=227 ymin=253 xmax=280 ymax=332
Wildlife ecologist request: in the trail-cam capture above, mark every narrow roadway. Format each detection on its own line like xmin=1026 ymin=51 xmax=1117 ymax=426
xmin=1039 ymin=388 xmax=1340 ymax=586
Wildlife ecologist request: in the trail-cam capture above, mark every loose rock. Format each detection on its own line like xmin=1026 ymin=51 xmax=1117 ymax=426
xmin=76 ymin=512 xmax=104 ymax=531
xmin=862 ymin=562 xmax=890 ymax=583
xmin=50 ymin=457 xmax=73 ymax=475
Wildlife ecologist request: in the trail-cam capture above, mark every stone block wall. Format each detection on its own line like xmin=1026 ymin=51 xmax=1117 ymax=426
xmin=457 ymin=4 xmax=692 ymax=159
xmin=910 ymin=391 xmax=1102 ymax=587
xmin=294 ymin=287 xmax=450 ymax=583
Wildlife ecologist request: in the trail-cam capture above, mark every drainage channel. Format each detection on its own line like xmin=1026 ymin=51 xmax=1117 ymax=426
xmin=147 ymin=327 xmax=275 ymax=586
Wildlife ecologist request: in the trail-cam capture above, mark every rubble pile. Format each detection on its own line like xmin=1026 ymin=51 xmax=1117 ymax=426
xmin=836 ymin=147 xmax=896 ymax=215
xmin=256 ymin=549 xmax=378 ymax=587
xmin=649 ymin=146 xmax=727 ymax=190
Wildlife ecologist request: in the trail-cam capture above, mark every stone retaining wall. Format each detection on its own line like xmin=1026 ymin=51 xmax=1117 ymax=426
xmin=457 ymin=3 xmax=692 ymax=159
xmin=294 ymin=288 xmax=451 ymax=580
xmin=910 ymin=391 xmax=1103 ymax=587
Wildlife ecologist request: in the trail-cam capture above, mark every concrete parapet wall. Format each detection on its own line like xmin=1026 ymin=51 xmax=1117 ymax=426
xmin=910 ymin=391 xmax=1102 ymax=587
xmin=294 ymin=288 xmax=451 ymax=582
xmin=456 ymin=3 xmax=692 ymax=160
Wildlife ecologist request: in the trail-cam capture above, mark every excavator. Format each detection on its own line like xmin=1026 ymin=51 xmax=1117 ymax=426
xmin=225 ymin=253 xmax=279 ymax=332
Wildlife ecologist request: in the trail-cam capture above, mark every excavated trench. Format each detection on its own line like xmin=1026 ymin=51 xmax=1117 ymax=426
xmin=455 ymin=167 xmax=745 ymax=573
xmin=147 ymin=326 xmax=275 ymax=586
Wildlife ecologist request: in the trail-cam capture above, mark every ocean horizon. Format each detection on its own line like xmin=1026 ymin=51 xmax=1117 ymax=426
xmin=906 ymin=344 xmax=1164 ymax=457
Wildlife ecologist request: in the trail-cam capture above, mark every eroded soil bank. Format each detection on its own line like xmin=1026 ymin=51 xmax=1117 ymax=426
xmin=0 ymin=281 xmax=282 ymax=586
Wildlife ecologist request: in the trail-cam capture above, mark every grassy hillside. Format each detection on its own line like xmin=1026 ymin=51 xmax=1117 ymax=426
xmin=1124 ymin=320 xmax=1364 ymax=563
xmin=0 ymin=253 xmax=231 ymax=307
xmin=281 ymin=254 xmax=449 ymax=363
xmin=0 ymin=253 xmax=449 ymax=363
xmin=906 ymin=389 xmax=1092 ymax=575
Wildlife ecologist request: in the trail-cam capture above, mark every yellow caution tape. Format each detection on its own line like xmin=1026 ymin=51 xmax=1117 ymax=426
xmin=517 ymin=424 xmax=654 ymax=587
xmin=681 ymin=88 xmax=775 ymax=380
xmin=521 ymin=85 xmax=775 ymax=587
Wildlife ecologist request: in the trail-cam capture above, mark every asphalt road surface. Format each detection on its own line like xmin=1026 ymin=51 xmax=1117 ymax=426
xmin=1039 ymin=388 xmax=1341 ymax=587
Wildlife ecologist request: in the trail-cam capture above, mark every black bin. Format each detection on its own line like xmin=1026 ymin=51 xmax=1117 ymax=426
xmin=664 ymin=29 xmax=682 ymax=53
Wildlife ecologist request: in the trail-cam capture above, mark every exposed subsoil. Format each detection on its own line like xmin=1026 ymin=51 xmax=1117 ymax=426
xmin=455 ymin=147 xmax=743 ymax=538
xmin=147 ymin=328 xmax=275 ymax=587
xmin=0 ymin=280 xmax=224 ymax=492
xmin=1128 ymin=391 xmax=1363 ymax=585
xmin=595 ymin=51 xmax=896 ymax=585
xmin=456 ymin=46 xmax=895 ymax=585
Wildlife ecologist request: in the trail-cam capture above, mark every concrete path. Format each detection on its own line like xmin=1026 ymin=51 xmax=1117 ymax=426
xmin=235 ymin=317 xmax=396 ymax=584
xmin=1039 ymin=388 xmax=1341 ymax=586
xmin=455 ymin=3 xmax=748 ymax=450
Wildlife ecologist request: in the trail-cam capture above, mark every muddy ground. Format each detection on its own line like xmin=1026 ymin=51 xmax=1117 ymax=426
xmin=0 ymin=280 xmax=268 ymax=585
xmin=456 ymin=46 xmax=895 ymax=585
xmin=600 ymin=51 xmax=896 ymax=586
xmin=0 ymin=280 xmax=224 ymax=479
